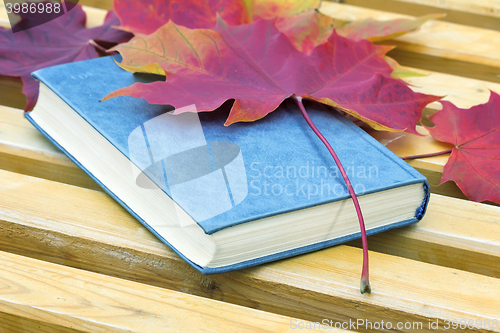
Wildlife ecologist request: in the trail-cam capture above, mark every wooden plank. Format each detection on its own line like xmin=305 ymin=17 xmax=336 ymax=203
xmin=348 ymin=193 xmax=500 ymax=278
xmin=0 ymin=106 xmax=101 ymax=190
xmin=81 ymin=5 xmax=109 ymax=28
xmin=0 ymin=169 xmax=499 ymax=331
xmin=386 ymin=48 xmax=500 ymax=85
xmin=0 ymin=251 xmax=330 ymax=333
xmin=0 ymin=312 xmax=86 ymax=333
xmin=79 ymin=0 xmax=113 ymax=11
xmin=0 ymin=75 xmax=25 ymax=110
xmin=337 ymin=0 xmax=500 ymax=30
xmin=320 ymin=2 xmax=500 ymax=84
xmin=0 ymin=0 xmax=16 ymax=28
xmin=382 ymin=0 xmax=500 ymax=17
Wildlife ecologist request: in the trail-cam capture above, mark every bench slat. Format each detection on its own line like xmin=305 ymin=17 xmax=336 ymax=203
xmin=0 ymin=312 xmax=82 ymax=333
xmin=0 ymin=75 xmax=24 ymax=110
xmin=348 ymin=193 xmax=500 ymax=278
xmin=339 ymin=0 xmax=500 ymax=30
xmin=0 ymin=106 xmax=102 ymax=190
xmin=0 ymin=250 xmax=329 ymax=333
xmin=0 ymin=169 xmax=499 ymax=330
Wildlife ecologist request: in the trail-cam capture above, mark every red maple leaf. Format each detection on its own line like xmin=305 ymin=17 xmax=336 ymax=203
xmin=113 ymin=0 xmax=251 ymax=34
xmin=103 ymin=18 xmax=439 ymax=133
xmin=0 ymin=6 xmax=132 ymax=111
xmin=427 ymin=91 xmax=500 ymax=203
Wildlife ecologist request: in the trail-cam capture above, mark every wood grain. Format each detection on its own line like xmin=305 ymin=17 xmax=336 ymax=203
xmin=79 ymin=0 xmax=113 ymax=10
xmin=0 ymin=312 xmax=85 ymax=333
xmin=338 ymin=0 xmax=500 ymax=30
xmin=348 ymin=193 xmax=500 ymax=278
xmin=0 ymin=106 xmax=101 ymax=190
xmin=0 ymin=0 xmax=15 ymax=28
xmin=0 ymin=169 xmax=499 ymax=332
xmin=0 ymin=250 xmax=330 ymax=333
xmin=378 ymin=0 xmax=500 ymax=17
xmin=81 ymin=5 xmax=108 ymax=28
xmin=0 ymin=76 xmax=25 ymax=110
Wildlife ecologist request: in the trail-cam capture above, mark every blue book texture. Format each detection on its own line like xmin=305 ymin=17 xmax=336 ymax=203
xmin=27 ymin=56 xmax=430 ymax=274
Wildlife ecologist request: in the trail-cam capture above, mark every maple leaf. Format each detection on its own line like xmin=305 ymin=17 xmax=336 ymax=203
xmin=426 ymin=92 xmax=500 ymax=203
xmin=384 ymin=56 xmax=427 ymax=79
xmin=113 ymin=0 xmax=252 ymax=34
xmin=0 ymin=5 xmax=132 ymax=111
xmin=250 ymin=0 xmax=320 ymax=20
xmin=103 ymin=18 xmax=439 ymax=133
xmin=273 ymin=10 xmax=343 ymax=54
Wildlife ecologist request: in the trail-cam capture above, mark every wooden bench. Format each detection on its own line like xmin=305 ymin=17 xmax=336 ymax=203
xmin=1 ymin=1 xmax=499 ymax=331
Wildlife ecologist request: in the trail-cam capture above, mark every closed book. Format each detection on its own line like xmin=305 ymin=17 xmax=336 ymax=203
xmin=27 ymin=56 xmax=429 ymax=274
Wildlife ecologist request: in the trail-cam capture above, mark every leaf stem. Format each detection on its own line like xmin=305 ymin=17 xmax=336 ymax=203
xmin=400 ymin=149 xmax=453 ymax=160
xmin=293 ymin=96 xmax=370 ymax=294
xmin=89 ymin=39 xmax=109 ymax=54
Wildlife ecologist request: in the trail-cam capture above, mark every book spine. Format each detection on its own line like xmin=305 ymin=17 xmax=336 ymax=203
xmin=416 ymin=181 xmax=430 ymax=220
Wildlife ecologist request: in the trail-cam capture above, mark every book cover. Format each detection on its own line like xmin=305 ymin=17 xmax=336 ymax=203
xmin=27 ymin=55 xmax=430 ymax=273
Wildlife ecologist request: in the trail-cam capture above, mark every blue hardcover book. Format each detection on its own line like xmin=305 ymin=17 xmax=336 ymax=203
xmin=27 ymin=56 xmax=429 ymax=274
